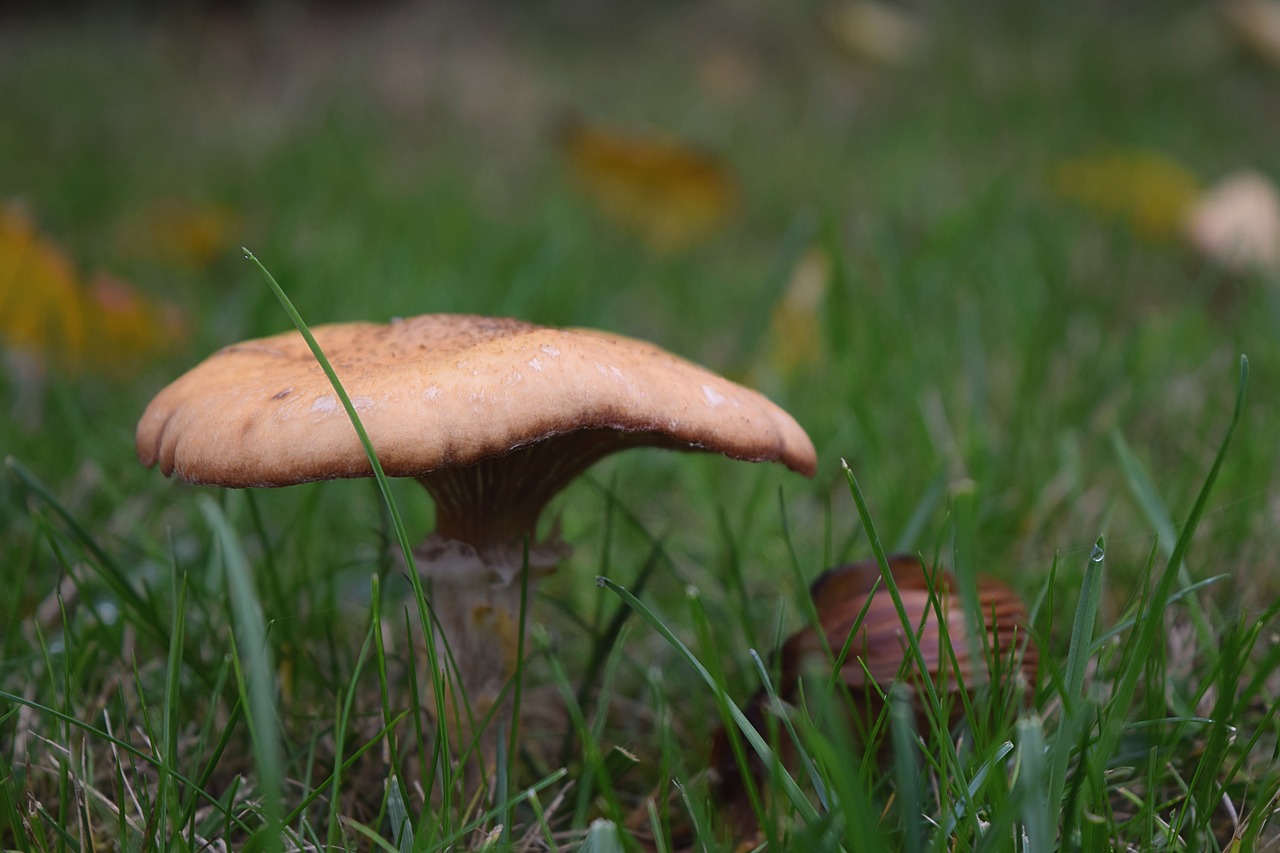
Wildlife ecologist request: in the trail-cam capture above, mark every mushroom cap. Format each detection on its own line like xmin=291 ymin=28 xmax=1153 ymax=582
xmin=1184 ymin=170 xmax=1280 ymax=273
xmin=788 ymin=555 xmax=1037 ymax=694
xmin=136 ymin=313 xmax=817 ymax=488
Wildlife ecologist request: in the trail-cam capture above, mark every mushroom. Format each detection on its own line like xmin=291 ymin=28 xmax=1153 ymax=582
xmin=1184 ymin=170 xmax=1280 ymax=274
xmin=648 ymin=554 xmax=1036 ymax=848
xmin=136 ymin=313 xmax=816 ymax=752
xmin=776 ymin=554 xmax=1038 ymax=711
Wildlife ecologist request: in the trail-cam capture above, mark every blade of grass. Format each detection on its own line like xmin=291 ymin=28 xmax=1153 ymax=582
xmin=1093 ymin=355 xmax=1247 ymax=771
xmin=431 ymin=767 xmax=569 ymax=851
xmin=534 ymin=624 xmax=626 ymax=828
xmin=199 ymin=496 xmax=282 ymax=850
xmin=939 ymin=739 xmax=1015 ymax=835
xmin=388 ymin=773 xmax=414 ymax=853
xmin=596 ymin=576 xmax=820 ymax=824
xmin=1045 ymin=536 xmax=1104 ymax=835
xmin=1111 ymin=429 xmax=1215 ymax=657
xmin=673 ymin=779 xmax=714 ymax=853
xmin=748 ymin=649 xmax=827 ymax=809
xmin=0 ymin=690 xmax=253 ymax=835
xmin=158 ymin=562 xmax=188 ymax=846
xmin=524 ymin=786 xmax=561 ymax=852
xmin=892 ymin=470 xmax=947 ymax=554
xmin=369 ymin=573 xmax=409 ymax=838
xmin=1015 ymin=715 xmax=1050 ymax=852
xmin=951 ymin=480 xmax=992 ymax=692
xmin=325 ymin=617 xmax=378 ymax=848
xmin=577 ymin=818 xmax=625 ymax=853
xmin=1063 ymin=537 xmax=1106 ymax=713
xmin=645 ymin=800 xmax=672 ymax=853
xmin=840 ymin=459 xmax=977 ymax=836
xmin=6 ymin=456 xmax=166 ymax=650
xmin=687 ymin=587 xmax=776 ymax=849
xmin=280 ymin=710 xmax=411 ymax=827
xmin=244 ymin=249 xmax=458 ymax=813
xmin=888 ymin=684 xmax=922 ymax=853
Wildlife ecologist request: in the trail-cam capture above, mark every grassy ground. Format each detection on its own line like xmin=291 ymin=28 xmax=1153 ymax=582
xmin=3 ymin=2 xmax=1280 ymax=849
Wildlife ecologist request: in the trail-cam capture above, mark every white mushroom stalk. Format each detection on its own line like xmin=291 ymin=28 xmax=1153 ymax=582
xmin=411 ymin=530 xmax=567 ymax=737
xmin=136 ymin=313 xmax=818 ymax=775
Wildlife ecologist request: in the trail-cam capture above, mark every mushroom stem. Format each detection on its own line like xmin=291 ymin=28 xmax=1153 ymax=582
xmin=412 ymin=533 xmax=567 ymax=739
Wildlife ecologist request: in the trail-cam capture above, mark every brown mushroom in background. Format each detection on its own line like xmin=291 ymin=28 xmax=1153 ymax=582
xmin=136 ymin=313 xmax=816 ymax=769
xmin=822 ymin=1 xmax=929 ymax=69
xmin=633 ymin=554 xmax=1036 ymax=849
xmin=778 ymin=554 xmax=1037 ymax=711
xmin=1222 ymin=0 xmax=1280 ymax=69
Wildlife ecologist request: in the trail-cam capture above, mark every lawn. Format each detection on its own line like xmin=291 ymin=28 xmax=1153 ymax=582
xmin=3 ymin=2 xmax=1280 ymax=850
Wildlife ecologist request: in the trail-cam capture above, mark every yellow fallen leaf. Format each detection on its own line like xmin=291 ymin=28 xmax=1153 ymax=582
xmin=1051 ymin=150 xmax=1203 ymax=241
xmin=86 ymin=274 xmax=189 ymax=377
xmin=117 ymin=198 xmax=240 ymax=270
xmin=1 ymin=202 xmax=190 ymax=382
xmin=1184 ymin=170 xmax=1280 ymax=273
xmin=558 ymin=118 xmax=739 ymax=252
xmin=765 ymin=247 xmax=829 ymax=377
xmin=0 ymin=203 xmax=87 ymax=371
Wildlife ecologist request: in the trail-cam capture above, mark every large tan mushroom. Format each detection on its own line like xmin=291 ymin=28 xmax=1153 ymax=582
xmin=137 ymin=313 xmax=816 ymax=752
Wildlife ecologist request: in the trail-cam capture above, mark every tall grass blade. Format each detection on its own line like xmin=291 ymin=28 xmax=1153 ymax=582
xmin=893 ymin=471 xmax=946 ymax=554
xmin=280 ymin=710 xmax=410 ymax=827
xmin=1111 ymin=429 xmax=1215 ymax=655
xmin=0 ymin=689 xmax=252 ymax=834
xmin=198 ymin=496 xmax=283 ymax=850
xmin=840 ymin=459 xmax=976 ymax=835
xmin=749 ymin=649 xmax=827 ymax=809
xmin=387 ymin=776 xmax=414 ymax=853
xmin=243 ymin=249 xmax=454 ymax=767
xmin=535 ymin=625 xmax=626 ymax=828
xmin=1093 ymin=355 xmax=1248 ymax=768
xmin=1045 ymin=536 xmax=1104 ymax=835
xmin=160 ymin=561 xmax=189 ymax=845
xmin=1016 ymin=715 xmax=1050 ymax=852
xmin=5 ymin=456 xmax=166 ymax=649
xmin=939 ymin=740 xmax=1015 ymax=835
xmin=431 ymin=768 xmax=568 ymax=850
xmin=889 ymin=685 xmax=922 ymax=853
xmin=577 ymin=818 xmax=625 ymax=853
xmin=326 ymin=619 xmax=378 ymax=848
xmin=688 ymin=586 xmax=776 ymax=848
xmin=596 ymin=576 xmax=820 ymax=823
xmin=1064 ymin=537 xmax=1105 ymax=712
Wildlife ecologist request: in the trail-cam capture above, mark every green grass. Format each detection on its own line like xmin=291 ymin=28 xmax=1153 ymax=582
xmin=4 ymin=2 xmax=1280 ymax=849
